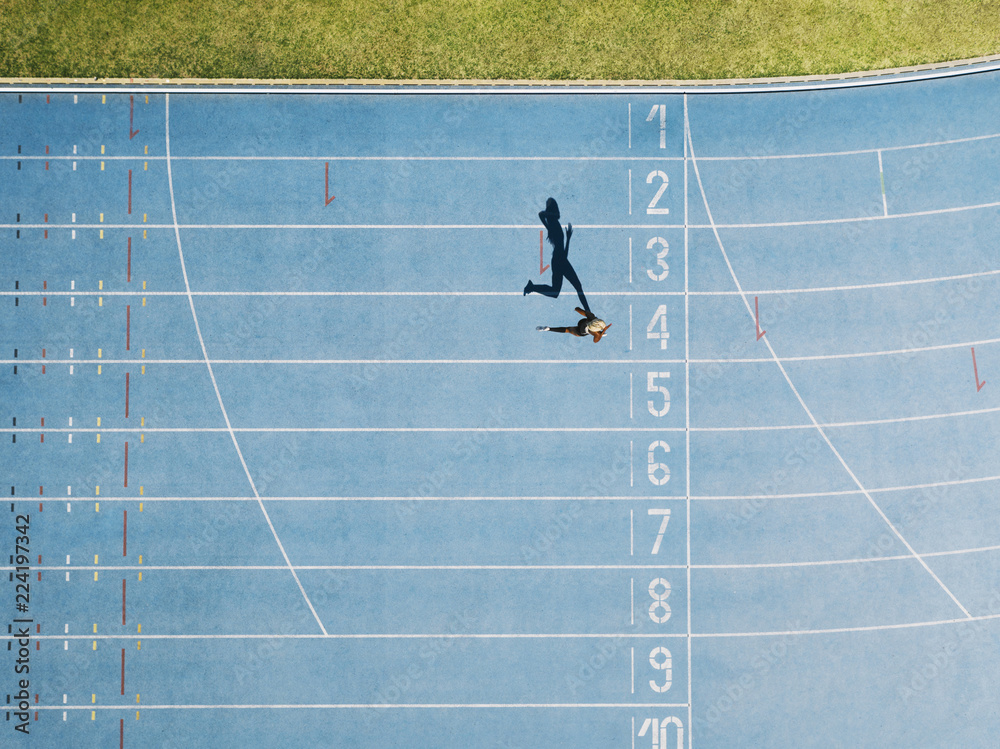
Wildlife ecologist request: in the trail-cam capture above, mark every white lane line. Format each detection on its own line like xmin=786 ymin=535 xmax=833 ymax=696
xmin=0 ymin=223 xmax=683 ymax=230
xmin=6 ymin=265 xmax=1000 ymax=296
xmin=13 ymin=333 xmax=1000 ymax=365
xmin=688 ymin=121 xmax=974 ymax=619
xmin=165 ymin=93 xmax=328 ymax=636
xmin=9 ymin=124 xmax=1000 ymax=163
xmin=19 ymin=538 xmax=1000 ymax=572
xmin=28 ymin=612 xmax=1000 ymax=641
xmin=73 ymin=469 xmax=1000 ymax=501
xmin=8 ymin=195 xmax=1000 ymax=231
xmin=42 ymin=702 xmax=690 ymax=709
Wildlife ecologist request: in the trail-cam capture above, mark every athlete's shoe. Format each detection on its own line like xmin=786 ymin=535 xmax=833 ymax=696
xmin=536 ymin=326 xmax=549 ymax=331
xmin=524 ymin=281 xmax=533 ymax=295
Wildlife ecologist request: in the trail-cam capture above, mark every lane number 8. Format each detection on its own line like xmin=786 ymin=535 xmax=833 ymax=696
xmin=648 ymin=578 xmax=671 ymax=623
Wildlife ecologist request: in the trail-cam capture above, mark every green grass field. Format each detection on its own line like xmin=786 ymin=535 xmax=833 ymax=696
xmin=1 ymin=0 xmax=999 ymax=81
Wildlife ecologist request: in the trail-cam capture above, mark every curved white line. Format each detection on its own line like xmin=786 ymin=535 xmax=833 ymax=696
xmin=694 ymin=612 xmax=1000 ymax=638
xmin=688 ymin=113 xmax=973 ymax=618
xmin=165 ymin=93 xmax=328 ymax=635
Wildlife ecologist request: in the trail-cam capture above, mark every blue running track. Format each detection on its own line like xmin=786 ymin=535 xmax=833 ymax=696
xmin=5 ymin=64 xmax=1000 ymax=747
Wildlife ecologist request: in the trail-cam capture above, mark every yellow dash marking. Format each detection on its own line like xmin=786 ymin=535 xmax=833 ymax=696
xmin=140 ymin=434 xmax=144 ymax=443
xmin=98 ymin=296 xmax=103 ymax=305
xmin=141 ymin=348 xmax=146 ymax=357
xmin=143 ymin=229 xmax=147 ymax=239
xmin=144 ymin=143 xmax=148 ymax=153
xmin=143 ymin=213 xmax=147 ymax=222
xmin=93 ymin=623 xmax=97 ymax=633
xmin=138 ymin=623 xmax=142 ymax=633
xmin=92 ymin=694 xmax=96 ymax=703
xmin=100 ymin=162 xmax=104 ymax=171
xmin=99 ymin=213 xmax=104 ymax=223
xmin=91 ymin=710 xmax=95 ymax=720
xmin=101 ymin=94 xmax=106 ymax=104
xmin=139 ymin=554 xmax=142 ymax=564
xmin=141 ymin=365 xmax=145 ymax=375
xmin=99 ymin=279 xmax=103 ymax=289
xmin=99 ymin=229 xmax=104 ymax=239
xmin=95 ymin=555 xmax=99 ymax=564
xmin=97 ymin=416 xmax=102 ymax=425
xmin=136 ymin=711 xmax=140 ymax=720
xmin=138 ymin=572 xmax=142 ymax=581
xmin=137 ymin=641 xmax=141 ymax=650
xmin=101 ymin=145 xmax=105 ymax=154
xmin=97 ymin=366 xmax=101 ymax=376
xmin=141 ymin=297 xmax=145 ymax=307
xmin=140 ymin=417 xmax=145 ymax=427
xmin=136 ymin=694 xmax=140 ymax=703
xmin=144 ymin=95 xmax=148 ymax=104
xmin=143 ymin=162 xmax=147 ymax=171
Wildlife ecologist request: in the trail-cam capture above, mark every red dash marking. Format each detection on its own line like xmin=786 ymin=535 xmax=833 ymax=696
xmin=35 ymin=641 xmax=39 ymax=650
xmin=755 ymin=296 xmax=766 ymax=341
xmin=40 ymin=417 xmax=44 ymax=427
xmin=41 ymin=365 xmax=45 ymax=374
xmin=37 ymin=556 xmax=40 ymax=564
xmin=121 ymin=647 xmax=125 ymax=692
xmin=124 ymin=442 xmax=129 ymax=487
xmin=43 ymin=230 xmax=47 ymax=239
xmin=43 ymin=215 xmax=47 ymax=224
xmin=42 ymin=297 xmax=46 ymax=305
xmin=36 ymin=572 xmax=40 ymax=581
xmin=128 ymin=169 xmax=132 ymax=213
xmin=42 ymin=348 xmax=45 ymax=358
xmin=40 ymin=434 xmax=43 ymax=443
xmin=127 ymin=237 xmax=132 ymax=282
xmin=34 ymin=711 xmax=37 ymax=720
xmin=324 ymin=162 xmax=335 ymax=205
xmin=45 ymin=95 xmax=49 ymax=104
xmin=38 ymin=503 xmax=42 ymax=512
xmin=126 ymin=372 xmax=130 ymax=417
xmin=129 ymin=95 xmax=140 ymax=139
xmin=122 ymin=580 xmax=126 ymax=625
xmin=540 ymin=230 xmax=549 ymax=274
xmin=123 ymin=510 xmax=127 ymax=556
xmin=36 ymin=623 xmax=40 ymax=632
xmin=34 ymin=694 xmax=38 ymax=703
xmin=120 ymin=718 xmax=124 ymax=749
xmin=973 ymin=347 xmax=986 ymax=392
xmin=44 ymin=162 xmax=48 ymax=170
xmin=126 ymin=305 xmax=131 ymax=351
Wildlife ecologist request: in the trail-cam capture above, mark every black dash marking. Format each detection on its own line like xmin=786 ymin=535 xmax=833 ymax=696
xmin=12 ymin=366 xmax=16 ymax=375
xmin=11 ymin=435 xmax=15 ymax=443
xmin=13 ymin=349 xmax=17 ymax=358
xmin=11 ymin=417 xmax=15 ymax=426
xmin=16 ymin=162 xmax=20 ymax=170
xmin=15 ymin=215 xmax=19 ymax=223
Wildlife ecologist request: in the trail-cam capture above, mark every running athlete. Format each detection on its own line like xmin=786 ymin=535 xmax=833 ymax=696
xmin=523 ymin=198 xmax=591 ymax=313
xmin=537 ymin=307 xmax=612 ymax=343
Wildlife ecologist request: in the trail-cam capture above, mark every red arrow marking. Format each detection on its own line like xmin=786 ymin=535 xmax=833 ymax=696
xmin=325 ymin=162 xmax=335 ymax=205
xmin=539 ymin=230 xmax=549 ymax=274
xmin=129 ymin=95 xmax=139 ymax=139
xmin=972 ymin=347 xmax=986 ymax=392
xmin=755 ymin=296 xmax=766 ymax=341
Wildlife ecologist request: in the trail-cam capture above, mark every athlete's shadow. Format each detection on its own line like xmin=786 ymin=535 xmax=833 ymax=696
xmin=524 ymin=198 xmax=591 ymax=313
